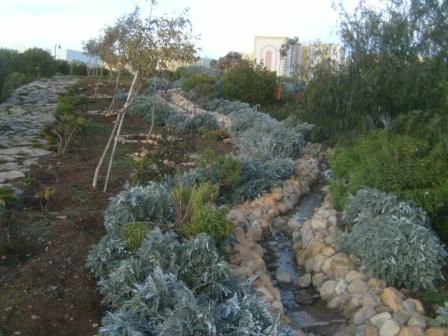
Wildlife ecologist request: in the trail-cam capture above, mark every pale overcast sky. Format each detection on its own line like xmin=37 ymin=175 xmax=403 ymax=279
xmin=0 ymin=0 xmax=368 ymax=58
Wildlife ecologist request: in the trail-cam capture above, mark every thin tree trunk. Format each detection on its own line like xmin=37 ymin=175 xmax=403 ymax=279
xmin=107 ymin=71 xmax=121 ymax=114
xmin=91 ymin=112 xmax=121 ymax=188
xmin=103 ymin=71 xmax=139 ymax=192
xmin=146 ymin=74 xmax=158 ymax=141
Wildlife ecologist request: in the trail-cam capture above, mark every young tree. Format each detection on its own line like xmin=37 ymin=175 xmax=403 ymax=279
xmin=91 ymin=5 xmax=198 ymax=191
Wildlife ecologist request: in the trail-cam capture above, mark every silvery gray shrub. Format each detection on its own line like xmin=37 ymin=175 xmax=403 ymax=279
xmin=104 ymin=182 xmax=175 ymax=233
xmin=338 ymin=188 xmax=446 ymax=290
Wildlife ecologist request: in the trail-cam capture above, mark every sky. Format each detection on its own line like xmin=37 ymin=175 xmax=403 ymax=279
xmin=0 ymin=0 xmax=365 ymax=59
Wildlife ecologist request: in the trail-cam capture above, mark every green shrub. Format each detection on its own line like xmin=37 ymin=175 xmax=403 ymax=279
xmin=1 ymin=72 xmax=26 ymax=99
xmin=121 ymin=222 xmax=151 ymax=251
xmin=50 ymin=96 xmax=88 ymax=155
xmin=181 ymin=74 xmax=217 ymax=102
xmin=70 ymin=61 xmax=88 ymax=76
xmin=432 ymin=302 xmax=448 ymax=327
xmin=222 ymin=60 xmax=276 ymax=106
xmin=330 ymin=131 xmax=448 ymax=236
xmin=171 ymin=182 xmax=218 ymax=226
xmin=197 ymin=149 xmax=242 ymax=189
xmin=174 ymin=65 xmax=217 ymax=79
xmin=337 ymin=188 xmax=447 ymax=291
xmin=184 ymin=205 xmax=232 ymax=243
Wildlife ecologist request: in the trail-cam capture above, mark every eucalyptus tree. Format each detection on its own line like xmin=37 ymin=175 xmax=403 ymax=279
xmin=91 ymin=5 xmax=198 ymax=191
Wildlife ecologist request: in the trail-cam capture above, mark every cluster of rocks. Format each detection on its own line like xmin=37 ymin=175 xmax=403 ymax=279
xmin=227 ymin=156 xmax=320 ymax=316
xmin=158 ymin=89 xmax=231 ymax=128
xmin=0 ymin=76 xmax=77 ymax=188
xmin=290 ymin=191 xmax=447 ymax=336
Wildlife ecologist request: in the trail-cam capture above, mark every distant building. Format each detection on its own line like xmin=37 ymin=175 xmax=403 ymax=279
xmin=253 ymin=36 xmax=344 ymax=80
xmin=59 ymin=49 xmax=101 ymax=67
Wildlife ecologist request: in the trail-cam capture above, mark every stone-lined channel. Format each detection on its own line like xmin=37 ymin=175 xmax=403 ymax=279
xmin=262 ymin=182 xmax=348 ymax=335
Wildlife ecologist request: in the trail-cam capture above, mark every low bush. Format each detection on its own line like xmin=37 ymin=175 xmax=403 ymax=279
xmin=197 ymin=149 xmax=242 ymax=190
xmin=121 ymin=222 xmax=151 ymax=251
xmin=237 ymin=119 xmax=307 ymax=161
xmin=171 ymin=182 xmax=231 ymax=242
xmin=168 ymin=112 xmax=219 ymax=134
xmin=343 ymin=188 xmax=429 ymax=227
xmin=104 ymin=182 xmax=175 ymax=233
xmin=145 ymin=77 xmax=172 ymax=94
xmin=337 ymin=188 xmax=447 ymax=290
xmin=185 ymin=205 xmax=232 ymax=243
xmin=181 ymin=74 xmax=217 ymax=103
xmin=1 ymin=72 xmax=26 ymax=99
xmin=91 ymin=229 xmax=292 ymax=336
xmin=128 ymin=95 xmax=174 ymax=126
xmin=432 ymin=303 xmax=448 ymax=327
xmin=85 ymin=232 xmax=129 ymax=278
xmin=222 ymin=60 xmax=277 ymax=106
xmin=174 ymin=65 xmax=217 ymax=79
xmin=46 ymin=95 xmax=88 ymax=155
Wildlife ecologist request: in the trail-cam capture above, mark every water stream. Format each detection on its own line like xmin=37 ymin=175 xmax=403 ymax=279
xmin=262 ymin=183 xmax=348 ymax=335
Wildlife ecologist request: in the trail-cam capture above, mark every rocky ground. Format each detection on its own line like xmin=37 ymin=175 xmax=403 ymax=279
xmin=0 ymin=76 xmax=77 ymax=188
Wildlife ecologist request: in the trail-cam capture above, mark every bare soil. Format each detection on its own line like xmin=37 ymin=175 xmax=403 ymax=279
xmin=0 ymin=79 xmax=231 ymax=336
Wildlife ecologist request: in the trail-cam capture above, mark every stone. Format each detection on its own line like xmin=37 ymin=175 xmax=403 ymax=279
xmin=370 ymin=312 xmax=393 ymax=329
xmin=366 ymin=326 xmax=380 ymax=336
xmin=369 ymin=278 xmax=387 ymax=289
xmin=380 ymin=319 xmax=400 ymax=336
xmin=305 ymin=257 xmax=315 ymax=273
xmin=272 ymin=300 xmax=283 ymax=311
xmin=306 ymin=237 xmax=325 ymax=257
xmin=256 ymin=286 xmax=275 ymax=302
xmin=335 ymin=280 xmax=348 ymax=295
xmin=330 ymin=253 xmax=354 ymax=273
xmin=424 ymin=328 xmax=447 ymax=336
xmin=348 ymin=279 xmax=369 ymax=295
xmin=313 ymin=254 xmax=327 ymax=273
xmin=320 ymin=280 xmax=337 ymax=300
xmin=361 ymin=292 xmax=381 ymax=307
xmin=301 ymin=227 xmax=314 ymax=248
xmin=346 ymin=270 xmax=367 ymax=282
xmin=381 ymin=288 xmax=403 ymax=312
xmin=394 ymin=311 xmax=411 ymax=326
xmin=402 ymin=299 xmax=425 ymax=315
xmin=246 ymin=223 xmax=263 ymax=241
xmin=0 ymin=170 xmax=25 ymax=183
xmin=327 ymin=294 xmax=350 ymax=309
xmin=322 ymin=246 xmax=335 ymax=257
xmin=407 ymin=315 xmax=426 ymax=329
xmin=298 ymin=273 xmax=312 ymax=288
xmin=311 ymin=217 xmax=327 ymax=230
xmin=276 ymin=269 xmax=292 ymax=284
xmin=296 ymin=290 xmax=314 ymax=305
xmin=272 ymin=191 xmax=283 ymax=201
xmin=398 ymin=327 xmax=424 ymax=336
xmin=312 ymin=273 xmax=326 ymax=288
xmin=353 ymin=306 xmax=376 ymax=325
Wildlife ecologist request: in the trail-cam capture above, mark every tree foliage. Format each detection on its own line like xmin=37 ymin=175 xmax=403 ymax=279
xmin=304 ymin=0 xmax=448 ymax=143
xmin=222 ymin=60 xmax=277 ymax=106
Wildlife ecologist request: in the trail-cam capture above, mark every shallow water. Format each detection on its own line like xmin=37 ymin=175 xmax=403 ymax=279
xmin=262 ymin=184 xmax=348 ymax=335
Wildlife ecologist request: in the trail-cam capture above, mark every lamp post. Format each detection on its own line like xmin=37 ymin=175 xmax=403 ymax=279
xmin=54 ymin=44 xmax=61 ymax=59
